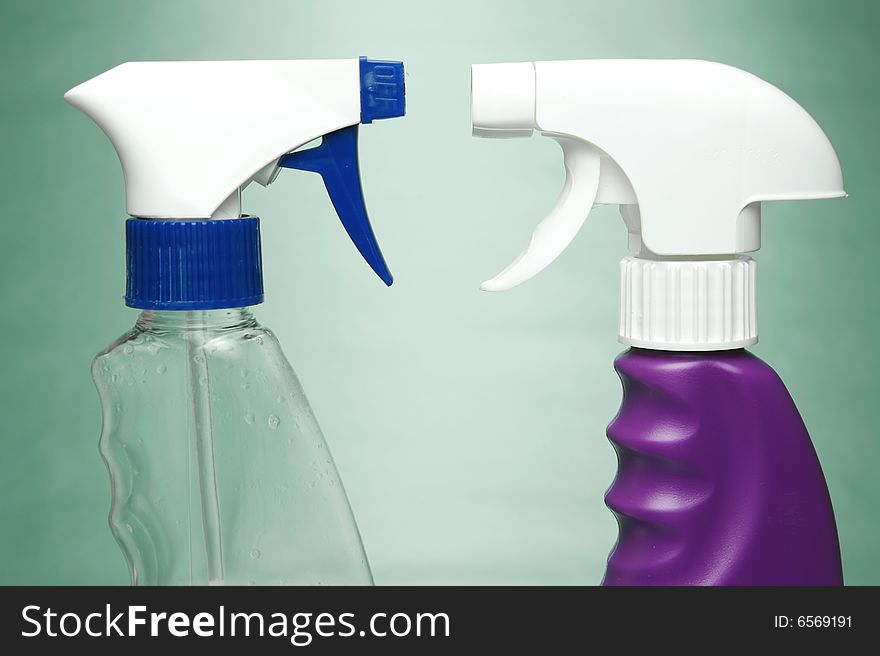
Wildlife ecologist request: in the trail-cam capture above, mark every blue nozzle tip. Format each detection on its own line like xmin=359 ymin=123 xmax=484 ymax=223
xmin=359 ymin=57 xmax=405 ymax=124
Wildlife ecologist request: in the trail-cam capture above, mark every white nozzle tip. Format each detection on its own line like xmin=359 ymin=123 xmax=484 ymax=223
xmin=471 ymin=62 xmax=536 ymax=138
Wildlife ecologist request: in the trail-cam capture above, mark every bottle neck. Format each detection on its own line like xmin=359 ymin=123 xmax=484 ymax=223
xmin=618 ymin=255 xmax=757 ymax=351
xmin=125 ymin=217 xmax=264 ymax=311
xmin=135 ymin=308 xmax=257 ymax=333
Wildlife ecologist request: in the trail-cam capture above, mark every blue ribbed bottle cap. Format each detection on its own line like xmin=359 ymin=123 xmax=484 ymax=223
xmin=125 ymin=218 xmax=264 ymax=310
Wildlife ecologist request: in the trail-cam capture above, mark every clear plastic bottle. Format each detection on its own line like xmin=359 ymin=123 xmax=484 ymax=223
xmin=93 ymin=308 xmax=372 ymax=586
xmin=67 ymin=57 xmax=405 ymax=586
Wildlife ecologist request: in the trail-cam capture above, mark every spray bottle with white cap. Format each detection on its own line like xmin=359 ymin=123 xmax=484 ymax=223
xmin=66 ymin=58 xmax=404 ymax=585
xmin=471 ymin=59 xmax=844 ymax=585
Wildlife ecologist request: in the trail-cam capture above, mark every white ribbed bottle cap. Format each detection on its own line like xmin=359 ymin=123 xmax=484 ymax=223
xmin=619 ymin=256 xmax=757 ymax=351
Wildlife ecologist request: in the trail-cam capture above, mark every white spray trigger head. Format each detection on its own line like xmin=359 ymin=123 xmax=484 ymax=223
xmin=471 ymin=59 xmax=846 ymax=291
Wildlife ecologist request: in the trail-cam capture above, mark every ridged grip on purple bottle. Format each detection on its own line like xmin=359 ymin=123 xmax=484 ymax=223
xmin=604 ymin=348 xmax=842 ymax=586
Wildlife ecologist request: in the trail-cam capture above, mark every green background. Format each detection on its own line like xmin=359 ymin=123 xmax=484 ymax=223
xmin=1 ymin=0 xmax=878 ymax=585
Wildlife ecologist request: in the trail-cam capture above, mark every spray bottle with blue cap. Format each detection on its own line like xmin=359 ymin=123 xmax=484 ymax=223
xmin=65 ymin=58 xmax=405 ymax=585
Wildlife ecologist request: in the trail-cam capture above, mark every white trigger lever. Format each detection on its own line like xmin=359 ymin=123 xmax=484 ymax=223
xmin=481 ymin=136 xmax=601 ymax=291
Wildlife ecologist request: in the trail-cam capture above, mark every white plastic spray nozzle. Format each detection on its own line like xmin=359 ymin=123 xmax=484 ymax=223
xmin=64 ymin=58 xmax=405 ymax=285
xmin=471 ymin=60 xmax=845 ymax=293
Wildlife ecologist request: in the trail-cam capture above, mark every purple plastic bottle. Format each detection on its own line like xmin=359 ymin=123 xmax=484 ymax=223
xmin=468 ymin=58 xmax=847 ymax=586
xmin=603 ymin=348 xmax=842 ymax=586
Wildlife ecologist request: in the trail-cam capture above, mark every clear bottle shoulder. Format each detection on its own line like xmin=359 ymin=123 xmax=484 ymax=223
xmin=92 ymin=309 xmax=372 ymax=585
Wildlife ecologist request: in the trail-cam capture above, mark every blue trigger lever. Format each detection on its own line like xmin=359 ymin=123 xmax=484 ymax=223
xmin=278 ymin=57 xmax=404 ymax=287
xmin=279 ymin=126 xmax=392 ymax=286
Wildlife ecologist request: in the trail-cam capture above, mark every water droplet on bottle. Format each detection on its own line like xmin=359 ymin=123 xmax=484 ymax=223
xmin=255 ymin=336 xmax=264 ymax=345
xmin=268 ymin=415 xmax=280 ymax=430
xmin=244 ymin=413 xmax=255 ymax=425
xmin=249 ymin=548 xmax=261 ymax=560
xmin=241 ymin=382 xmax=250 ymax=391
xmin=193 ymin=354 xmax=205 ymax=364
xmin=125 ymin=523 xmax=134 ymax=533
xmin=123 ymin=345 xmax=134 ymax=355
xmin=240 ymin=369 xmax=249 ymax=378
xmin=132 ymin=468 xmax=140 ymax=477
xmin=156 ymin=364 xmax=166 ymax=374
